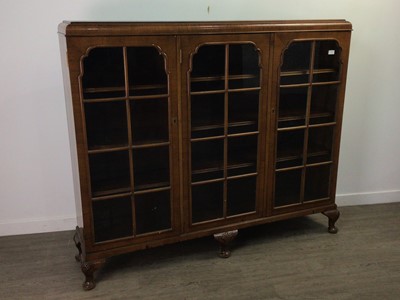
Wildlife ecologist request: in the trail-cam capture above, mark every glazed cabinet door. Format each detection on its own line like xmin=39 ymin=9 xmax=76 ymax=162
xmin=67 ymin=36 xmax=180 ymax=251
xmin=270 ymin=32 xmax=351 ymax=214
xmin=180 ymin=34 xmax=270 ymax=230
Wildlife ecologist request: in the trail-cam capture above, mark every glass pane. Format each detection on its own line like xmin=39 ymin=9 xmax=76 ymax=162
xmin=310 ymin=85 xmax=337 ymax=125
xmin=280 ymin=42 xmax=311 ymax=85
xmin=133 ymin=146 xmax=170 ymax=191
xmin=192 ymin=182 xmax=223 ymax=223
xmin=227 ymin=176 xmax=256 ymax=216
xmin=313 ymin=41 xmax=341 ymax=82
xmin=127 ymin=47 xmax=167 ymax=96
xmin=89 ymin=151 xmax=131 ymax=197
xmin=82 ymin=47 xmax=125 ymax=99
xmin=228 ymin=135 xmax=258 ymax=177
xmin=93 ymin=197 xmax=133 ymax=242
xmin=274 ymin=169 xmax=302 ymax=207
xmin=228 ymin=91 xmax=259 ymax=134
xmin=131 ymin=98 xmax=169 ymax=145
xmin=135 ymin=190 xmax=171 ymax=234
xmin=191 ymin=139 xmax=224 ymax=182
xmin=304 ymin=165 xmax=331 ymax=201
xmin=278 ymin=87 xmax=308 ymax=128
xmin=191 ymin=93 xmax=224 ymax=138
xmin=307 ymin=126 xmax=334 ymax=164
xmin=191 ymin=45 xmax=225 ymax=92
xmin=229 ymin=44 xmax=260 ymax=89
xmin=85 ymin=101 xmax=128 ymax=149
xmin=276 ymin=129 xmax=304 ymax=169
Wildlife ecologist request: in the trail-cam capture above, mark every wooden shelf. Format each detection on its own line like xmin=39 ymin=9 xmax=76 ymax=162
xmin=280 ymin=68 xmax=336 ymax=77
xmin=276 ymin=150 xmax=330 ymax=164
xmin=278 ymin=111 xmax=333 ymax=122
xmin=191 ymin=74 xmax=258 ymax=82
xmin=192 ymin=120 xmax=257 ymax=132
xmin=192 ymin=162 xmax=255 ymax=175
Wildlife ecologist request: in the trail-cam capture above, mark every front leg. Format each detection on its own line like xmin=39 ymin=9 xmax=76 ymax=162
xmin=81 ymin=259 xmax=106 ymax=290
xmin=322 ymin=209 xmax=340 ymax=234
xmin=213 ymin=230 xmax=238 ymax=258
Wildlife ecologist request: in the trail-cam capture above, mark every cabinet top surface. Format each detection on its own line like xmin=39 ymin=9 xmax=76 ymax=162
xmin=58 ymin=20 xmax=352 ymax=36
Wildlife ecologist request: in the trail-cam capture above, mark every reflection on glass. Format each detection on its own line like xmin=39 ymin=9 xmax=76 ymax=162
xmin=307 ymin=126 xmax=333 ymax=164
xmin=191 ymin=94 xmax=224 ymax=138
xmin=192 ymin=182 xmax=223 ymax=223
xmin=135 ymin=190 xmax=171 ymax=234
xmin=228 ymin=135 xmax=258 ymax=177
xmin=280 ymin=42 xmax=311 ymax=85
xmin=127 ymin=47 xmax=167 ymax=96
xmin=82 ymin=47 xmax=125 ymax=99
xmin=85 ymin=101 xmax=128 ymax=149
xmin=227 ymin=176 xmax=256 ymax=216
xmin=228 ymin=91 xmax=259 ymax=134
xmin=278 ymin=87 xmax=308 ymax=128
xmin=276 ymin=129 xmax=304 ymax=169
xmin=310 ymin=85 xmax=337 ymax=124
xmin=229 ymin=44 xmax=260 ymax=89
xmin=89 ymin=151 xmax=131 ymax=197
xmin=93 ymin=197 xmax=133 ymax=242
xmin=274 ymin=169 xmax=302 ymax=207
xmin=191 ymin=139 xmax=224 ymax=182
xmin=133 ymin=146 xmax=170 ymax=191
xmin=131 ymin=98 xmax=169 ymax=145
xmin=304 ymin=165 xmax=331 ymax=201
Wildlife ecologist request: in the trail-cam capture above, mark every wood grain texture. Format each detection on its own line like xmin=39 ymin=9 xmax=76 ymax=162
xmin=0 ymin=203 xmax=399 ymax=299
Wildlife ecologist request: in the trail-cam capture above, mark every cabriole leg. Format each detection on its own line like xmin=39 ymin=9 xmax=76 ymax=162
xmin=213 ymin=230 xmax=238 ymax=258
xmin=81 ymin=259 xmax=106 ymax=291
xmin=322 ymin=209 xmax=340 ymax=234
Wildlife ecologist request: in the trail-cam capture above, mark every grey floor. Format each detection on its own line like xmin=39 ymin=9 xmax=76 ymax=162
xmin=1 ymin=203 xmax=399 ymax=300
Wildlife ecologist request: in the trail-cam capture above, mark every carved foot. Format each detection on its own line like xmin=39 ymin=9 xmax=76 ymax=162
xmin=322 ymin=209 xmax=340 ymax=234
xmin=213 ymin=230 xmax=238 ymax=258
xmin=81 ymin=259 xmax=106 ymax=291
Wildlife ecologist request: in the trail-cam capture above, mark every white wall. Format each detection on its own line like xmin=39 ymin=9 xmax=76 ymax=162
xmin=1 ymin=0 xmax=399 ymax=236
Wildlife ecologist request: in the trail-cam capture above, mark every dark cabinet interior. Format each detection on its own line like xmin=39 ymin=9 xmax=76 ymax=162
xmin=59 ymin=20 xmax=351 ymax=290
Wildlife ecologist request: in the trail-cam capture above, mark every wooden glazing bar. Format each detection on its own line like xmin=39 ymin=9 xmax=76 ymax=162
xmin=190 ymin=86 xmax=261 ymax=96
xmin=190 ymin=90 xmax=226 ymax=96
xmin=191 ymin=74 xmax=257 ymax=82
xmin=280 ymin=68 xmax=336 ymax=77
xmin=133 ymin=186 xmax=171 ymax=195
xmin=306 ymin=161 xmax=333 ymax=168
xmin=227 ymin=131 xmax=259 ymax=138
xmin=92 ymin=187 xmax=131 ymax=198
xmin=192 ymin=120 xmax=256 ymax=132
xmin=192 ymin=162 xmax=255 ymax=175
xmin=190 ymin=135 xmax=225 ymax=143
xmin=227 ymin=172 xmax=258 ymax=180
xmin=88 ymin=145 xmax=130 ymax=154
xmin=228 ymin=87 xmax=261 ymax=93
xmin=300 ymin=41 xmax=316 ymax=204
xmin=278 ymin=111 xmax=332 ymax=122
xmin=132 ymin=141 xmax=170 ymax=149
xmin=275 ymin=165 xmax=304 ymax=172
xmin=279 ymin=83 xmax=310 ymax=88
xmin=83 ymin=97 xmax=126 ymax=103
xmin=123 ymin=46 xmax=137 ymax=236
xmin=223 ymin=44 xmax=229 ymax=219
xmin=311 ymin=81 xmax=341 ymax=86
xmin=277 ymin=125 xmax=307 ymax=132
xmin=191 ymin=177 xmax=225 ymax=186
xmin=92 ymin=192 xmax=133 ymax=202
xmin=308 ymin=122 xmax=336 ymax=128
xmin=128 ymin=94 xmax=169 ymax=100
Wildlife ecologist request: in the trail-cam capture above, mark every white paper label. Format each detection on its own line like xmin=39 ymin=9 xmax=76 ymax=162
xmin=328 ymin=50 xmax=335 ymax=55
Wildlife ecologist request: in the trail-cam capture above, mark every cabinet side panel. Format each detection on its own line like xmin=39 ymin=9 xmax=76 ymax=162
xmin=59 ymin=34 xmax=83 ymax=228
